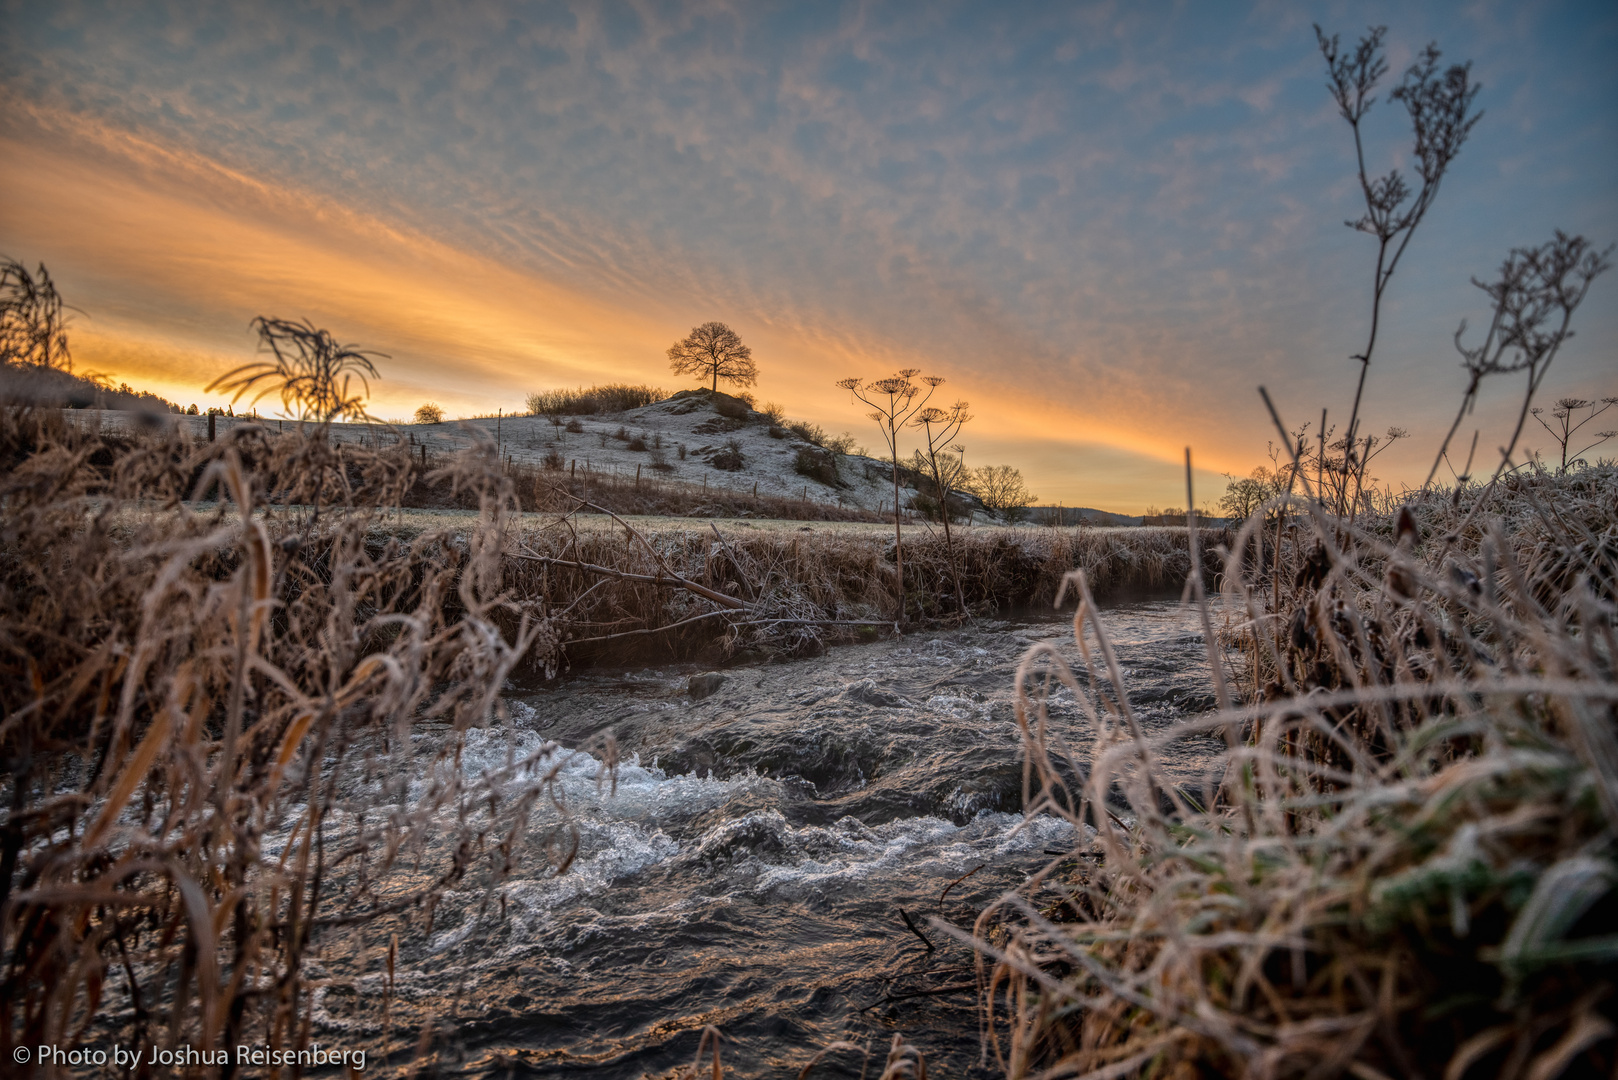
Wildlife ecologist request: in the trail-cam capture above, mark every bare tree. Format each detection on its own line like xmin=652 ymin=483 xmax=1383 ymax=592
xmin=970 ymin=464 xmax=1036 ymax=519
xmin=1315 ymin=25 xmax=1481 ymax=512
xmin=0 ymin=257 xmax=73 ymax=371
xmin=414 ymin=402 xmax=444 ymax=424
xmin=210 ymin=317 xmax=384 ymax=423
xmin=837 ymin=369 xmax=941 ymax=623
xmin=912 ymin=392 xmax=973 ymax=612
xmin=667 ymin=321 xmax=758 ymax=392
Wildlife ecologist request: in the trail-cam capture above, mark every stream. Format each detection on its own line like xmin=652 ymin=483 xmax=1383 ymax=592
xmin=315 ymin=598 xmax=1223 ymax=1078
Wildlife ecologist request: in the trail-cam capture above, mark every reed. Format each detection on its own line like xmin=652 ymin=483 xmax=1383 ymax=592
xmin=0 ymin=406 xmax=581 ymax=1067
xmin=496 ymin=519 xmax=1225 ymax=670
xmin=970 ymin=464 xmax=1618 ymax=1078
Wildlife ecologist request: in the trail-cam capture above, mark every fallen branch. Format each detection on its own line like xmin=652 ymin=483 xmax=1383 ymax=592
xmin=512 ymin=550 xmax=751 ymax=611
xmin=898 ymin=907 xmax=936 ymax=952
xmin=563 ymin=608 xmax=739 ymax=646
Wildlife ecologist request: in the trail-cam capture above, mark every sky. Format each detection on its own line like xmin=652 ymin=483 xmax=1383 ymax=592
xmin=1 ymin=0 xmax=1614 ymax=513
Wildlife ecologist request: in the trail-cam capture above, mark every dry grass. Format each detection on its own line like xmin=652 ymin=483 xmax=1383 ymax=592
xmin=525 ymin=383 xmax=667 ymax=416
xmin=971 ymin=464 xmax=1617 ymax=1079
xmin=498 ymin=518 xmax=1224 ymax=669
xmin=0 ymin=406 xmax=582 ymax=1067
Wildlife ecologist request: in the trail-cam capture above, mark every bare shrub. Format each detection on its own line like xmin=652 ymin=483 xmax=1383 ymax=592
xmin=713 ymin=394 xmax=751 ymax=420
xmin=565 ymin=417 xmax=584 ymax=434
xmin=414 ymin=401 xmax=444 ymax=424
xmin=793 ymin=445 xmax=840 ymax=486
xmin=760 ymin=400 xmax=787 ymax=423
xmin=787 ymin=419 xmax=824 ymax=444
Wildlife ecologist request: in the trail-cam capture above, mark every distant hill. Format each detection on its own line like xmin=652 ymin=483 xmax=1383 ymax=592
xmin=1026 ymin=506 xmax=1141 ymax=526
xmin=1 ymin=363 xmax=182 ymax=414
xmin=1025 ymin=507 xmax=1229 ymax=527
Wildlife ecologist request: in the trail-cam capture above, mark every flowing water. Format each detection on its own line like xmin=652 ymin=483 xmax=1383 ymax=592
xmin=315 ymin=599 xmax=1224 ymax=1077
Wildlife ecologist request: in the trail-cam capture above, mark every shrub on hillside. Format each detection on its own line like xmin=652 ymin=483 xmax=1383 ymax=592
xmin=414 ymin=402 xmax=444 ymax=424
xmin=788 ymin=420 xmax=824 ymax=445
xmin=710 ymin=438 xmax=744 ymax=470
xmin=794 ymin=445 xmax=840 ymax=486
xmin=526 ymin=383 xmax=665 ymax=415
xmin=713 ymin=395 xmax=750 ymax=420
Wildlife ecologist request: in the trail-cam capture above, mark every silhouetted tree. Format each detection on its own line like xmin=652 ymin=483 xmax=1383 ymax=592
xmin=667 ymin=321 xmax=757 ymax=392
xmin=970 ymin=464 xmax=1036 ymax=519
xmin=414 ymin=402 xmax=444 ymax=425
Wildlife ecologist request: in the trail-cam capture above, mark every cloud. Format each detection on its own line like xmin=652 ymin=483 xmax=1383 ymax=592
xmin=1 ymin=0 xmax=1614 ymax=511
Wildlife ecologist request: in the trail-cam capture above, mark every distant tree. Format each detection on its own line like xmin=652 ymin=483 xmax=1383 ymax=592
xmin=0 ymin=257 xmax=73 ymax=371
xmin=969 ymin=465 xmax=1036 ymax=519
xmin=414 ymin=402 xmax=444 ymax=425
xmin=905 ymin=448 xmax=970 ymax=514
xmin=837 ymin=369 xmax=941 ymax=623
xmin=667 ymin=322 xmax=757 ymax=392
xmin=210 ymin=317 xmax=384 ymax=423
xmin=1218 ymin=468 xmax=1274 ymax=521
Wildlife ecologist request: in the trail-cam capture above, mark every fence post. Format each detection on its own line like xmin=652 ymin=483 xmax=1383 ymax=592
xmin=208 ymin=412 xmax=215 ymax=442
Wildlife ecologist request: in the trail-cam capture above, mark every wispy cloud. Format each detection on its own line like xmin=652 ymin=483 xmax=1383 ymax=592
xmin=1 ymin=0 xmax=1613 ymax=510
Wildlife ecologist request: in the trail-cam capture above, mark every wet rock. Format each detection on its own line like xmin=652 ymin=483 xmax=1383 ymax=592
xmin=842 ymin=679 xmax=907 ymax=708
xmin=688 ymin=672 xmax=728 ymax=700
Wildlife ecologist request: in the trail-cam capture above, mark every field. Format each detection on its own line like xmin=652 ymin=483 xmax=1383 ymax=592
xmin=6 ymin=403 xmax=1614 ymax=1079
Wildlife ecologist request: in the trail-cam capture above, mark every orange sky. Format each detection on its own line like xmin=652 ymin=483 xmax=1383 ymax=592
xmin=2 ymin=3 xmax=1613 ymax=513
xmin=3 ymin=106 xmax=1238 ymax=510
